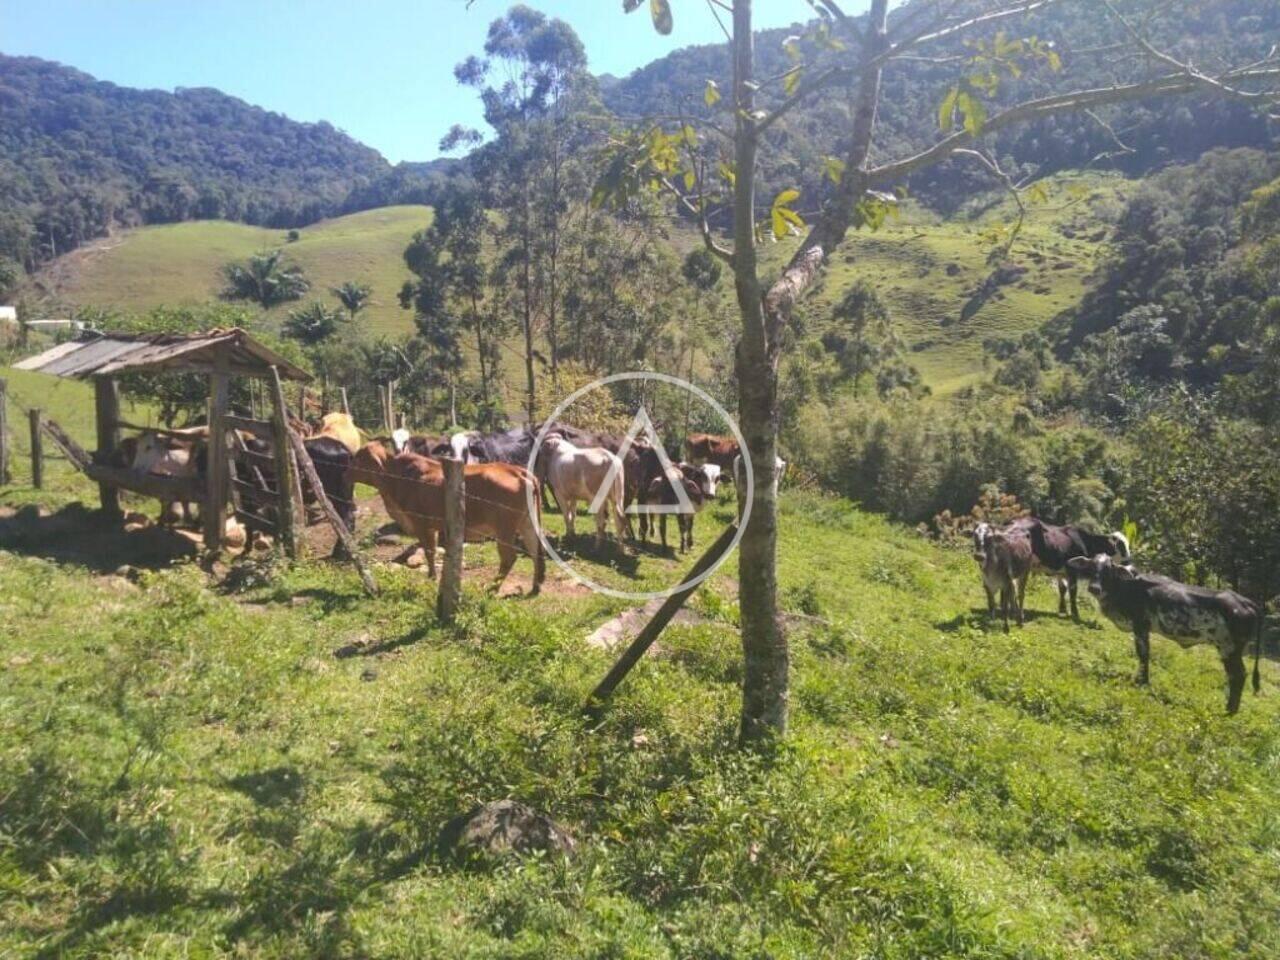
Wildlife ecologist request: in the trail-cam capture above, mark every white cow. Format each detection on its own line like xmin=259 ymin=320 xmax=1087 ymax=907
xmin=130 ymin=430 xmax=203 ymax=525
xmin=540 ymin=435 xmax=626 ymax=544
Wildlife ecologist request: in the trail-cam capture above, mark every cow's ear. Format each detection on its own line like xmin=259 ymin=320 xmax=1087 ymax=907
xmin=1066 ymin=557 xmax=1094 ymax=574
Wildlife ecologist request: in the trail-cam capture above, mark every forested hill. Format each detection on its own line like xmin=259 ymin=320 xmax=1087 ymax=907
xmin=601 ymin=0 xmax=1280 ymax=213
xmin=0 ymin=55 xmax=454 ymax=275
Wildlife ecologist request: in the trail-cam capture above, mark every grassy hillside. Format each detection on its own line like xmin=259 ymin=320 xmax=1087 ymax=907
xmin=30 ymin=205 xmax=433 ymax=339
xmin=2 ymin=399 xmax=1279 ymax=957
xmin=24 ymin=171 xmax=1121 ymax=400
xmin=759 ymin=172 xmax=1124 ymax=395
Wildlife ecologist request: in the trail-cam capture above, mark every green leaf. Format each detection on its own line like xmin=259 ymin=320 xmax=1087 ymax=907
xmin=783 ymin=66 xmax=803 ymax=98
xmin=771 ymin=208 xmax=789 ymax=240
xmin=773 ymin=188 xmax=801 ymax=208
xmin=823 ymin=156 xmax=846 ymax=184
xmin=683 ymin=168 xmax=696 ymax=191
xmin=718 ymin=162 xmax=736 ymax=186
xmin=938 ymin=87 xmax=959 ymax=133
xmin=783 ymin=35 xmax=803 ymax=62
xmin=957 ymin=91 xmax=987 ymax=135
xmin=704 ymin=80 xmax=721 ymax=107
xmin=649 ymin=0 xmax=672 ymax=35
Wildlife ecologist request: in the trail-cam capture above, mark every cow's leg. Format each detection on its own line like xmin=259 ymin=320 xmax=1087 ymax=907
xmin=420 ymin=529 xmax=438 ymax=579
xmin=1224 ymin=645 xmax=1247 ymax=715
xmin=1000 ymin=585 xmax=1011 ymax=634
xmin=520 ymin=519 xmax=544 ymax=596
xmin=594 ymin=506 xmax=607 ymax=547
xmin=659 ymin=514 xmax=669 ymax=550
xmin=984 ymin=584 xmax=996 ymax=617
xmin=612 ymin=499 xmax=626 ymax=542
xmin=1133 ymin=627 xmax=1151 ymax=686
xmin=1057 ymin=577 xmax=1068 ymax=616
xmin=493 ymin=540 xmax=517 ymax=592
xmin=562 ymin=497 xmax=575 ymax=539
xmin=1068 ymin=572 xmax=1081 ymax=621
xmin=1016 ymin=575 xmax=1028 ymax=626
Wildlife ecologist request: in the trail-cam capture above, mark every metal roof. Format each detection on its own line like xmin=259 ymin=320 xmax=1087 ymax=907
xmin=12 ymin=328 xmax=311 ymax=381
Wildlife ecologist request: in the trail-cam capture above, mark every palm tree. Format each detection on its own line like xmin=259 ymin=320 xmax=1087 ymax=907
xmin=221 ymin=249 xmax=309 ymax=308
xmin=283 ymin=301 xmax=343 ymax=345
xmin=331 ymin=281 xmax=372 ymax=321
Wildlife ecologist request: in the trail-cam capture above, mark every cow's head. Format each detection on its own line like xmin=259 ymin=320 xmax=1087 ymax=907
xmin=971 ymin=521 xmax=993 ymax=564
xmin=698 ymin=463 xmax=721 ymax=498
xmin=1067 ymin=553 xmax=1137 ymax=599
xmin=1106 ymin=530 xmax=1132 ymax=561
xmin=391 ymin=428 xmax=411 ymax=454
xmin=349 ymin=441 xmax=391 ymax=486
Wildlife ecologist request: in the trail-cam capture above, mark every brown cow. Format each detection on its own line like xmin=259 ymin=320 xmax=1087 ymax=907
xmin=684 ymin=433 xmax=740 ymax=474
xmin=971 ymin=522 xmax=1034 ymax=632
xmin=349 ymin=442 xmax=544 ymax=594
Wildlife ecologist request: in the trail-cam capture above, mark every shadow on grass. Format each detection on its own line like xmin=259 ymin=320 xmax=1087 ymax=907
xmin=934 ymin=607 xmax=1078 ymax=632
xmin=0 ymin=502 xmax=197 ymax=572
xmin=553 ymin=533 xmax=642 ymax=579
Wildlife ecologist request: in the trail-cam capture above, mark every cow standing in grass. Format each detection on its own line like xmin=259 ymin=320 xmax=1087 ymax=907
xmin=1011 ymin=517 xmax=1130 ymax=620
xmin=971 ymin=522 xmax=1034 ymax=632
xmin=349 ymin=441 xmax=544 ymax=594
xmin=1068 ymin=554 xmax=1263 ymax=714
xmin=539 ymin=435 xmax=626 ymax=547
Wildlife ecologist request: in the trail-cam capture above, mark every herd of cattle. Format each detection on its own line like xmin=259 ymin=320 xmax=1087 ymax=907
xmin=113 ymin=414 xmax=1265 ymax=714
xmin=971 ymin=518 xmax=1265 ymax=714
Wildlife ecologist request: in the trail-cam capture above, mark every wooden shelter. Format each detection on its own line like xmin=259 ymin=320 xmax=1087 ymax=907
xmin=14 ymin=328 xmax=311 ymax=553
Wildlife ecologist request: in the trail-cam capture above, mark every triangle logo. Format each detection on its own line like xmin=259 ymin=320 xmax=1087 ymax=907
xmin=588 ymin=406 xmax=697 ymax=516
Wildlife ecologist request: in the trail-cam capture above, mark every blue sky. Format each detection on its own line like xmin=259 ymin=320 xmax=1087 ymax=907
xmin=0 ymin=0 xmax=837 ymax=164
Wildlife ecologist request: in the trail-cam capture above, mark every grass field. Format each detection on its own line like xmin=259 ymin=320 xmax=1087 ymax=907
xmin=29 ymin=206 xmax=433 ymax=339
xmin=2 ymin=374 xmax=1279 ymax=958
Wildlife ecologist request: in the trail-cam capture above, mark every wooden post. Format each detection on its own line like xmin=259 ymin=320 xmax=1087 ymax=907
xmin=28 ymin=408 xmax=43 ymax=489
xmin=0 ymin=378 xmax=10 ymax=485
xmin=297 ymin=384 xmax=307 ymax=422
xmin=340 ymin=387 xmax=350 ymax=416
xmin=287 ymin=427 xmax=378 ymax=597
xmin=204 ymin=354 xmax=231 ymax=553
xmin=268 ymin=366 xmax=301 ymax=559
xmin=94 ymin=377 xmax=121 ymax=518
xmin=585 ymin=522 xmax=738 ymax=716
xmin=436 ymin=456 xmax=465 ymax=623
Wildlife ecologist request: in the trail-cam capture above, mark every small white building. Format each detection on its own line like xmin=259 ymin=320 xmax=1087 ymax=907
xmin=0 ymin=306 xmax=16 ymax=325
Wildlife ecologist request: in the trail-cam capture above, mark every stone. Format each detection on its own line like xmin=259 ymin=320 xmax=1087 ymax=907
xmin=440 ymin=800 xmax=576 ymax=859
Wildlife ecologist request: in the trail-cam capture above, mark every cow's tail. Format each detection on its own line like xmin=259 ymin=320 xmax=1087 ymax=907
xmin=1254 ymin=596 xmax=1265 ymax=695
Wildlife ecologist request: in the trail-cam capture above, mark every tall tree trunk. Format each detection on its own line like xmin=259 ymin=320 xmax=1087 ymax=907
xmin=734 ymin=0 xmax=891 ymax=743
xmin=731 ymin=0 xmax=788 ymax=744
xmin=521 ymin=198 xmax=537 ymax=423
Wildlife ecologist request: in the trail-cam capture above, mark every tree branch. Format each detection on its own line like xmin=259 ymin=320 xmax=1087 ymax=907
xmin=867 ymin=67 xmax=1280 ymax=186
xmin=757 ymin=65 xmax=856 ymax=134
xmin=887 ymin=0 xmax=1066 ymax=63
xmin=657 ymin=175 xmax=733 ymax=264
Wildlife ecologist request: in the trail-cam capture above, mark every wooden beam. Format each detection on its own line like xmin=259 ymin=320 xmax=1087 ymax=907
xmin=0 ymin=378 xmax=10 ymax=485
xmin=286 ymin=425 xmax=378 ymax=597
xmin=223 ymin=415 xmax=273 ymax=440
xmin=94 ymin=377 xmax=121 ymax=518
xmin=436 ymin=457 xmax=465 ymax=623
xmin=585 ymin=522 xmax=739 ymax=716
xmin=203 ymin=352 xmax=231 ymax=553
xmin=83 ymin=464 xmax=204 ymax=502
xmin=28 ymin=408 xmax=43 ymax=489
xmin=269 ymin=365 xmax=301 ymax=559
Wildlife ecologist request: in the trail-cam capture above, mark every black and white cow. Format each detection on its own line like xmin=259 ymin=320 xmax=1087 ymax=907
xmin=1010 ymin=517 xmax=1130 ymax=620
xmin=1067 ymin=554 xmax=1263 ymax=714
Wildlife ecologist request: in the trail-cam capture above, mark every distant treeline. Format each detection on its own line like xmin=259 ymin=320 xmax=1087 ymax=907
xmin=0 ymin=54 xmax=464 ymax=276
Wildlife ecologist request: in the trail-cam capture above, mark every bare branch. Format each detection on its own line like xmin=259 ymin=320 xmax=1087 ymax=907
xmin=757 ymin=65 xmax=856 ymax=134
xmin=888 ymin=0 xmax=1066 ymax=63
xmin=954 ymin=148 xmax=1026 ymax=259
xmin=657 ymin=175 xmax=733 ymax=264
xmin=867 ymin=67 xmax=1280 ymax=186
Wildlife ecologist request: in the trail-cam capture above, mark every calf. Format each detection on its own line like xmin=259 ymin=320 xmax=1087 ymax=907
xmin=638 ymin=464 xmax=707 ymax=552
xmin=540 ymin=435 xmax=627 ymax=545
xmin=128 ymin=429 xmax=206 ymax=526
xmin=313 ymin=412 xmax=361 ymax=455
xmin=971 ymin=522 xmax=1034 ymax=632
xmin=349 ymin=442 xmax=544 ymax=593
xmin=1012 ymin=517 xmax=1129 ymax=620
xmin=1068 ymin=555 xmax=1263 ymax=714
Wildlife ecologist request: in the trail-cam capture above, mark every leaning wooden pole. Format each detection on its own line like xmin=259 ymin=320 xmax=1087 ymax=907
xmin=268 ymin=366 xmax=302 ymax=559
xmin=436 ymin=456 xmax=465 ymax=623
xmin=204 ymin=355 xmax=231 ymax=553
xmin=286 ymin=426 xmax=378 ymax=597
xmin=585 ymin=521 xmax=739 ymax=716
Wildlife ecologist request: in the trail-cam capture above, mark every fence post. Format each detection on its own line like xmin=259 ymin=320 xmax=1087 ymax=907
xmin=28 ymin=408 xmax=43 ymax=489
xmin=0 ymin=378 xmax=9 ymax=485
xmin=436 ymin=456 xmax=465 ymax=623
xmin=269 ymin=367 xmax=301 ymax=559
xmin=94 ymin=377 xmax=122 ymax=518
xmin=340 ymin=387 xmax=350 ymax=416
